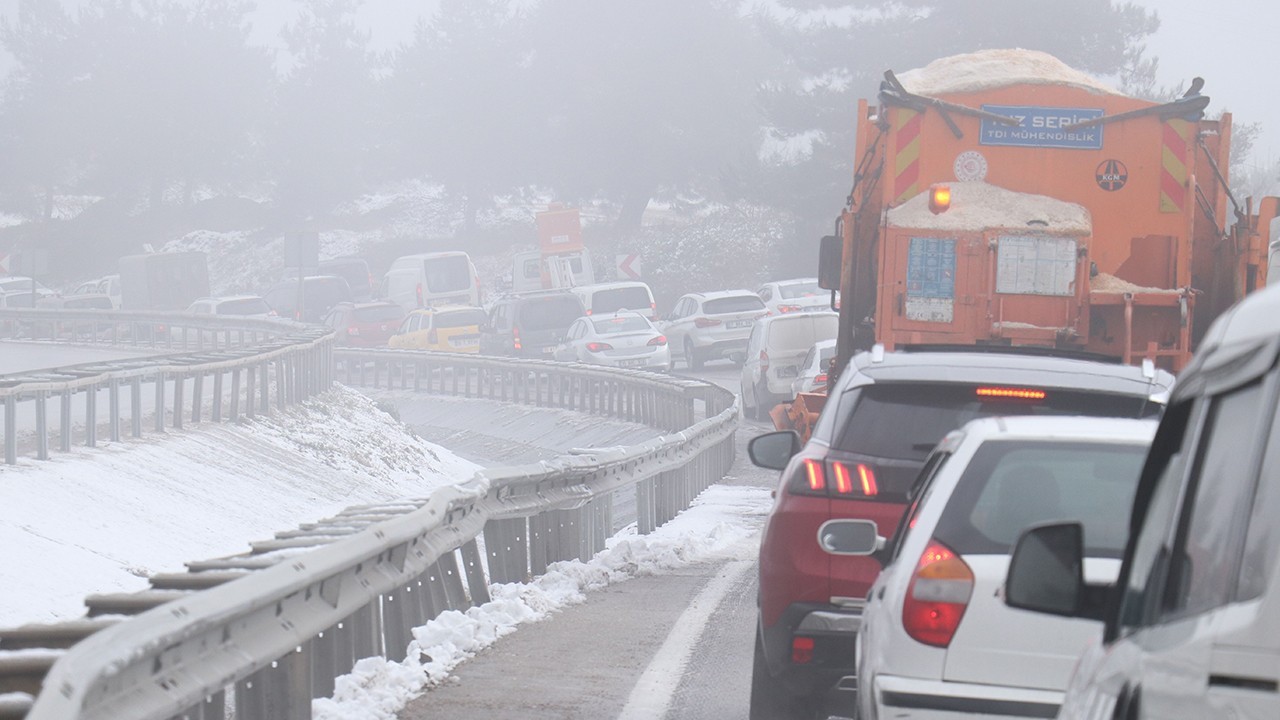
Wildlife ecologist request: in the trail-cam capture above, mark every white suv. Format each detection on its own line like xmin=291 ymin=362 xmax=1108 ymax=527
xmin=661 ymin=290 xmax=766 ymax=369
xmin=829 ymin=415 xmax=1155 ymax=720
xmin=1005 ymin=283 xmax=1280 ymax=720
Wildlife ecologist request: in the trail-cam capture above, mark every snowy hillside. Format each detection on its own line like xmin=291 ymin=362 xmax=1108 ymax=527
xmin=0 ymin=386 xmax=479 ymax=627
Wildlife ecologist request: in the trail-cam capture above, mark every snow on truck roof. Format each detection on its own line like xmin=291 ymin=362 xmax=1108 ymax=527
xmin=897 ymin=49 xmax=1125 ymax=97
xmin=887 ymin=181 xmax=1092 ymax=235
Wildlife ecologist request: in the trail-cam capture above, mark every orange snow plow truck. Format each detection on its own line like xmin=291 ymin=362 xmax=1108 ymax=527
xmin=777 ymin=49 xmax=1280 ymax=436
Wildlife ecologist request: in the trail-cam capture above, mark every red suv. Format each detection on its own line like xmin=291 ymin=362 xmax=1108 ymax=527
xmin=746 ymin=347 xmax=1174 ymax=720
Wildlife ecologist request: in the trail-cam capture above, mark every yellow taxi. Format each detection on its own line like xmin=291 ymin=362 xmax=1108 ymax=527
xmin=388 ymin=305 xmax=487 ymax=353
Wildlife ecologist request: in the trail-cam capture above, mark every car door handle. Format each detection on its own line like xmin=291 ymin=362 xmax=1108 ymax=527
xmin=876 ymin=586 xmax=885 ymax=600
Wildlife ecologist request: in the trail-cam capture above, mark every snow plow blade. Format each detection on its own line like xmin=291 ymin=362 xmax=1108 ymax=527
xmin=770 ymin=392 xmax=828 ymax=441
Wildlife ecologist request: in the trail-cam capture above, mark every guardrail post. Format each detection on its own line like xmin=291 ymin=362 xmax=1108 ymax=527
xmin=484 ymin=518 xmax=529 ymax=584
xmin=261 ymin=644 xmax=311 ymax=720
xmin=191 ymin=373 xmax=203 ymax=425
xmin=312 ymin=624 xmax=340 ymax=700
xmin=36 ymin=390 xmax=48 ymax=460
xmin=234 ymin=672 xmax=267 ymax=720
xmin=212 ymin=371 xmax=223 ymax=423
xmin=459 ymin=539 xmax=491 ymax=606
xmin=4 ymin=394 xmax=14 ymax=465
xmin=85 ymin=383 xmax=97 ymax=448
xmin=172 ymin=374 xmax=185 ymax=430
xmin=60 ymin=388 xmax=72 ymax=451
xmin=230 ymin=369 xmax=241 ymax=423
xmin=131 ymin=377 xmax=142 ymax=438
xmin=246 ymin=367 xmax=257 ymax=419
xmin=154 ymin=372 xmax=167 ymax=433
xmin=382 ymin=589 xmax=410 ymax=663
xmin=109 ymin=379 xmax=121 ymax=443
xmin=260 ymin=362 xmax=271 ymax=416
xmin=276 ymin=361 xmax=286 ymax=413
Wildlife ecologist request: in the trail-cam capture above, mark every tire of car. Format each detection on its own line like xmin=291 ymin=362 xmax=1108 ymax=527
xmin=750 ymin=628 xmax=814 ymax=720
xmin=754 ymin=382 xmax=773 ymax=422
xmin=684 ymin=338 xmax=703 ymax=370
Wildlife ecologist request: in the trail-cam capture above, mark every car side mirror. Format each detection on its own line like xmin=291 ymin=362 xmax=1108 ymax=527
xmin=818 ymin=235 xmax=842 ymax=290
xmin=1005 ymin=522 xmax=1108 ymax=622
xmin=817 ymin=519 xmax=884 ymax=556
xmin=727 ymin=350 xmax=746 ymax=364
xmin=747 ymin=430 xmax=800 ymax=471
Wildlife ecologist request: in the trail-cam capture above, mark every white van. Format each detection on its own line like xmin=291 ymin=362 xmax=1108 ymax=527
xmin=1004 ymin=282 xmax=1280 ymax=720
xmin=383 ymin=252 xmax=480 ymax=311
xmin=572 ymin=281 xmax=656 ymax=320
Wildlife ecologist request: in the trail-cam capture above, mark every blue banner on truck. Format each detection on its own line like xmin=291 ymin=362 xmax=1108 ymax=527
xmin=980 ymin=105 xmax=1104 ymax=150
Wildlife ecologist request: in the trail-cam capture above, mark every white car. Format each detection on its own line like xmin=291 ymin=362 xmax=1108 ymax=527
xmin=790 ymin=338 xmax=837 ymax=398
xmin=757 ymin=278 xmax=835 ymax=315
xmin=842 ymin=415 xmax=1155 ymax=720
xmin=661 ymin=290 xmax=767 ymax=369
xmin=572 ymin=281 xmax=657 ymax=321
xmin=741 ymin=312 xmax=838 ymax=419
xmin=0 ymin=276 xmax=54 ymax=300
xmin=187 ymin=295 xmax=275 ymax=319
xmin=553 ymin=311 xmax=671 ymax=371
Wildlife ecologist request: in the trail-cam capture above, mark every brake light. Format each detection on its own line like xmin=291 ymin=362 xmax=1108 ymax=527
xmin=779 ymin=304 xmax=801 ymax=313
xmin=586 ymin=309 xmax=593 ymax=315
xmin=791 ymin=636 xmax=815 ymax=664
xmin=586 ymin=342 xmax=612 ymax=352
xmin=416 ymin=283 xmax=424 ymax=308
xmin=976 ymin=387 xmax=1047 ymax=401
xmin=346 ymin=326 xmax=360 ymax=336
xmin=857 ymin=464 xmax=878 ymax=496
xmin=902 ymin=540 xmax=974 ymax=648
xmin=814 ymin=373 xmax=828 ymax=386
xmin=829 ymin=461 xmax=878 ymax=497
xmin=802 ymin=458 xmax=825 ymax=492
xmin=694 ymin=317 xmax=721 ymax=328
xmin=760 ymin=350 xmax=769 ymax=373
xmin=831 ymin=461 xmax=853 ymax=494
xmin=512 ymin=326 xmax=522 ymax=350
xmin=648 ymin=335 xmax=667 ymax=346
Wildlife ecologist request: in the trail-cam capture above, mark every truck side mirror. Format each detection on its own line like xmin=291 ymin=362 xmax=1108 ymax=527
xmin=818 ymin=235 xmax=842 ymax=290
xmin=1005 ymin=522 xmax=1107 ymax=621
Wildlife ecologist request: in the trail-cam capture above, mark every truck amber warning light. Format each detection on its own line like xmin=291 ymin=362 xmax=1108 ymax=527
xmin=928 ymin=184 xmax=951 ymax=214
xmin=976 ymin=387 xmax=1047 ymax=400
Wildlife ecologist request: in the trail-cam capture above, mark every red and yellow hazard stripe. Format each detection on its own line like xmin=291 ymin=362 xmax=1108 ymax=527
xmin=892 ymin=108 xmax=923 ymax=206
xmin=1160 ymin=119 xmax=1193 ymax=213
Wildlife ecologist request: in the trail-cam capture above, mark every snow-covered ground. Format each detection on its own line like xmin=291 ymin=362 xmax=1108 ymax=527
xmin=0 ymin=386 xmax=479 ymax=627
xmin=313 ymin=483 xmax=772 ymax=720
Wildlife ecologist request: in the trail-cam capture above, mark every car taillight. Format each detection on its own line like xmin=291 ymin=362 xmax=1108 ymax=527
xmin=791 ymin=636 xmax=815 ymax=664
xmin=416 ymin=283 xmax=424 ymax=308
xmin=512 ymin=326 xmax=522 ymax=350
xmin=586 ymin=309 xmax=593 ymax=315
xmin=779 ymin=304 xmax=801 ymax=313
xmin=789 ymin=458 xmax=881 ymax=499
xmin=346 ymin=326 xmax=360 ymax=335
xmin=814 ymin=373 xmax=828 ymax=386
xmin=586 ymin=342 xmax=612 ymax=352
xmin=902 ymin=540 xmax=974 ymax=648
xmin=694 ymin=317 xmax=721 ymax=328
xmin=976 ymin=386 xmax=1046 ymax=401
xmin=648 ymin=335 xmax=667 ymax=346
xmin=760 ymin=350 xmax=770 ymax=372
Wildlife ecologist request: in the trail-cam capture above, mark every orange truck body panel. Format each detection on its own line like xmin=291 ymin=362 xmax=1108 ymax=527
xmin=834 ymin=52 xmax=1274 ymax=374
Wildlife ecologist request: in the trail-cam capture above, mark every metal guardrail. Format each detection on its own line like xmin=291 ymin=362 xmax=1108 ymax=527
xmin=0 ymin=309 xmax=334 ymax=465
xmin=1 ymin=348 xmax=739 ymax=720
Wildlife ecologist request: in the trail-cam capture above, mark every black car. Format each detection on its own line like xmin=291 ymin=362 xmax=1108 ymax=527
xmin=481 ymin=291 xmax=586 ymax=357
xmin=264 ymin=276 xmax=353 ymax=324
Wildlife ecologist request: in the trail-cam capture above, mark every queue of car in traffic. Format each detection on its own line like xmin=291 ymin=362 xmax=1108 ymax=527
xmin=745 ymin=283 xmax=1280 ymax=720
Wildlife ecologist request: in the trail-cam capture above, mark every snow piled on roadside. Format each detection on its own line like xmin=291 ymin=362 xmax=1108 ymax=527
xmin=0 ymin=386 xmax=478 ymax=627
xmin=312 ymin=484 xmax=772 ymax=720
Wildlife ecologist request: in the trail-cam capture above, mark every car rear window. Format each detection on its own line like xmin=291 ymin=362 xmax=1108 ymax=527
xmin=833 ymin=383 xmax=1154 ymax=463
xmin=779 ymin=281 xmax=821 ymax=299
xmin=704 ymin=295 xmax=765 ymax=315
xmin=217 ymin=298 xmax=271 ymax=315
xmin=591 ymin=287 xmax=651 ymax=314
xmin=517 ymin=296 xmax=583 ymax=331
xmin=766 ymin=315 xmax=837 ymax=352
xmin=423 ymin=255 xmax=471 ymax=294
xmin=353 ymin=304 xmax=404 ymax=322
xmin=592 ymin=315 xmax=650 ymax=334
xmin=434 ymin=308 xmax=487 ymax=329
xmin=933 ymin=440 xmax=1148 ymax=558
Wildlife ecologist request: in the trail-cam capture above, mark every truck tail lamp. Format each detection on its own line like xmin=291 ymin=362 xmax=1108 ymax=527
xmin=903 ymin=540 xmax=973 ymax=648
xmin=929 ymin=184 xmax=951 ymax=215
